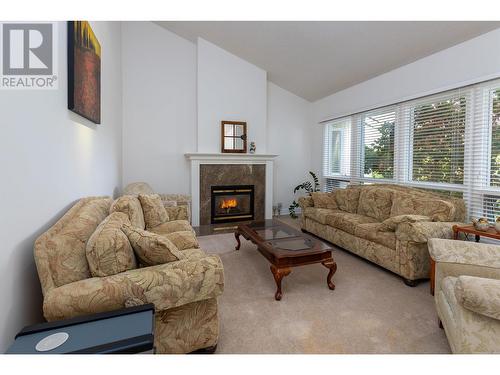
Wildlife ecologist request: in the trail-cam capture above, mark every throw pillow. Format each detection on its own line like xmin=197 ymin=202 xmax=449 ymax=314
xmin=379 ymin=214 xmax=432 ymax=232
xmin=110 ymin=195 xmax=146 ymax=229
xmin=311 ymin=192 xmax=338 ymax=209
xmin=357 ymin=188 xmax=393 ymax=221
xmin=164 ymin=206 xmax=189 ymax=221
xmin=334 ymin=187 xmax=361 ymax=213
xmin=121 ymin=224 xmax=184 ymax=266
xmin=86 ymin=212 xmax=137 ymax=277
xmin=391 ymin=196 xmax=455 ymax=222
xmin=164 ymin=230 xmax=200 ymax=250
xmin=138 ymin=194 xmax=169 ymax=229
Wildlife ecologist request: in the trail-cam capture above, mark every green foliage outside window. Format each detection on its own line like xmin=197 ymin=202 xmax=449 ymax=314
xmin=412 ymin=97 xmax=466 ymax=184
xmin=490 ymin=89 xmax=500 ymax=186
xmin=364 ymin=121 xmax=395 ymax=179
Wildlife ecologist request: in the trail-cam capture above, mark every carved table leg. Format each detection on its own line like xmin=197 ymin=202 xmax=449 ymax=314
xmin=322 ymin=260 xmax=337 ymax=290
xmin=234 ymin=231 xmax=241 ymax=250
xmin=270 ymin=265 xmax=291 ymax=301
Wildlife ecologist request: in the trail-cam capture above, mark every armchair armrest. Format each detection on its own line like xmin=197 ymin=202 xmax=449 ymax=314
xmin=395 ymin=221 xmax=458 ymax=243
xmin=429 ymin=238 xmax=500 ymax=296
xmin=429 ymin=238 xmax=500 ymax=267
xmin=455 ymin=276 xmax=500 ymax=320
xmin=298 ymin=196 xmax=313 ymax=209
xmin=43 ymin=255 xmax=224 ymax=321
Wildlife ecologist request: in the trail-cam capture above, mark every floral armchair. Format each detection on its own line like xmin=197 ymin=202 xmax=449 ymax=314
xmin=429 ymin=238 xmax=500 ymax=353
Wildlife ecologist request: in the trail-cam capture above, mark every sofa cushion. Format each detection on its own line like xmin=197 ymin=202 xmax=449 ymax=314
xmin=110 ymin=195 xmax=145 ymax=229
xmin=311 ymin=192 xmax=338 ymax=209
xmin=334 ymin=188 xmax=361 ymax=213
xmin=354 ymin=223 xmax=397 ymax=249
xmin=380 ymin=214 xmax=432 ymax=232
xmin=164 ymin=230 xmax=200 ymax=250
xmin=357 ymin=188 xmax=393 ymax=221
xmin=391 ymin=195 xmax=456 ymax=222
xmin=121 ymin=224 xmax=184 ymax=266
xmin=138 ymin=194 xmax=169 ymax=229
xmin=303 ymin=207 xmax=341 ymax=225
xmin=326 ymin=212 xmax=379 ymax=235
xmin=149 ymin=220 xmax=194 ymax=236
xmin=86 ymin=212 xmax=137 ymax=277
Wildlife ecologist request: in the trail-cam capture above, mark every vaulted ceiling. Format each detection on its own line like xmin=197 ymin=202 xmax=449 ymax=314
xmin=156 ymin=21 xmax=500 ymax=101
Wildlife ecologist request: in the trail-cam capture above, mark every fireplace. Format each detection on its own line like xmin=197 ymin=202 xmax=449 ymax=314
xmin=211 ymin=185 xmax=255 ymax=224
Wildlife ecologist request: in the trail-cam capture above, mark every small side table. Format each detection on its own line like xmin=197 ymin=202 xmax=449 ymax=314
xmin=430 ymin=224 xmax=500 ymax=295
xmin=6 ymin=304 xmax=155 ymax=354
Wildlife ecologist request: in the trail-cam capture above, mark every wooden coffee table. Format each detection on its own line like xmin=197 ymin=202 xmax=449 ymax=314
xmin=234 ymin=219 xmax=337 ymax=301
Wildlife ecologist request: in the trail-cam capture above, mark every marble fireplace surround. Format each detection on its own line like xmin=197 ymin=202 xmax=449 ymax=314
xmin=185 ymin=153 xmax=278 ymax=226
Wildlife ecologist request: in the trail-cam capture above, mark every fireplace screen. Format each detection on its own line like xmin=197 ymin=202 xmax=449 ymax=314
xmin=211 ymin=185 xmax=254 ymax=224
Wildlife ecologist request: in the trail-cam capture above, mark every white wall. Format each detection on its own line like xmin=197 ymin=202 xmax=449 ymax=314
xmin=0 ymin=21 xmax=123 ymax=352
xmin=197 ymin=38 xmax=268 ymax=153
xmin=122 ymin=22 xmax=197 ymax=194
xmin=267 ymin=82 xmax=312 ymax=213
xmin=311 ymin=28 xmax=500 ymax=179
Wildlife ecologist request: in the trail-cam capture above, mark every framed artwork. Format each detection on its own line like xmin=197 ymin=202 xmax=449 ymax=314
xmin=67 ymin=21 xmax=101 ymax=124
xmin=221 ymin=121 xmax=247 ymax=153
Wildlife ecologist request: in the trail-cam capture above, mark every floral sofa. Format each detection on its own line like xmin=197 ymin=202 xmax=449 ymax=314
xmin=34 ymin=196 xmax=224 ymax=354
xmin=429 ymin=238 xmax=500 ymax=353
xmin=298 ymin=184 xmax=466 ymax=285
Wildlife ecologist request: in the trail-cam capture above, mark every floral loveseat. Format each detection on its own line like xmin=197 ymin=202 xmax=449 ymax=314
xmin=34 ymin=196 xmax=224 ymax=354
xmin=298 ymin=184 xmax=466 ymax=285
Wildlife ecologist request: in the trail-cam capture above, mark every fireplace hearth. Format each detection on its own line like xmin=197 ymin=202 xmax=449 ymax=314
xmin=211 ymin=185 xmax=254 ymax=224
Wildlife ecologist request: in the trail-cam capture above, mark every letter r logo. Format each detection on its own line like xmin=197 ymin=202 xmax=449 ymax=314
xmin=2 ymin=23 xmax=53 ymax=75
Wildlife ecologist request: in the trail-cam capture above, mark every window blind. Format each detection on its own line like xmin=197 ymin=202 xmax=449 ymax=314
xmin=321 ymin=77 xmax=500 ymax=220
xmin=360 ymin=108 xmax=396 ymax=180
xmin=467 ymin=82 xmax=500 ymax=221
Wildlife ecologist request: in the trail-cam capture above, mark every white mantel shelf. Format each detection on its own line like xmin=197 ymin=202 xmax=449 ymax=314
xmin=185 ymin=152 xmax=278 ymax=226
xmin=185 ymin=153 xmax=278 ymax=162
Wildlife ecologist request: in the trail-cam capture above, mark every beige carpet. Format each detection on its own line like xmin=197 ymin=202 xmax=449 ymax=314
xmin=197 ymin=217 xmax=451 ymax=354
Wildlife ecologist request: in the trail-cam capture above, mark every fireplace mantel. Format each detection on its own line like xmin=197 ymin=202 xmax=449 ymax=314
xmin=185 ymin=153 xmax=278 ymax=226
xmin=185 ymin=153 xmax=278 ymax=162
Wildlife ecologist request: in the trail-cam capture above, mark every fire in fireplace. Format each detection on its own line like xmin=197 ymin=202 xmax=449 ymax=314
xmin=211 ymin=185 xmax=255 ymax=224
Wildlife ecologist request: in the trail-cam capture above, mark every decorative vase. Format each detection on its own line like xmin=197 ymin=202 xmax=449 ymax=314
xmin=472 ymin=217 xmax=490 ymax=232
xmin=249 ymin=142 xmax=256 ymax=154
xmin=495 ymin=218 xmax=500 ymax=233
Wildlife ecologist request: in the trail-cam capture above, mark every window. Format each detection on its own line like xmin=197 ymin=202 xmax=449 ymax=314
xmin=490 ymin=88 xmax=500 ymax=186
xmin=323 ymin=118 xmax=351 ymax=177
xmin=362 ymin=109 xmax=395 ymax=179
xmin=410 ymin=95 xmax=466 ymax=185
xmin=483 ymin=195 xmax=500 ymax=222
xmin=321 ymin=78 xmax=500 ymax=221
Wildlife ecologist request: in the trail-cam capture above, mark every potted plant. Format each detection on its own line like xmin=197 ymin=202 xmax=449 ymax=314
xmin=289 ymin=171 xmax=320 ymax=218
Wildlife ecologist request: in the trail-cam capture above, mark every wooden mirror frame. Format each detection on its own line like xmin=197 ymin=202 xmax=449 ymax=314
xmin=221 ymin=121 xmax=247 ymax=153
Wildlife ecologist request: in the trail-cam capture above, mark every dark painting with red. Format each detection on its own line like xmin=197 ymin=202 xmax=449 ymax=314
xmin=68 ymin=21 xmax=101 ymax=124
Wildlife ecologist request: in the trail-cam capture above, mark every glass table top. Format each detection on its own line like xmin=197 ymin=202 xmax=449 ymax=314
xmin=267 ymin=237 xmax=315 ymax=251
xmin=248 ymin=221 xmax=298 ymax=240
